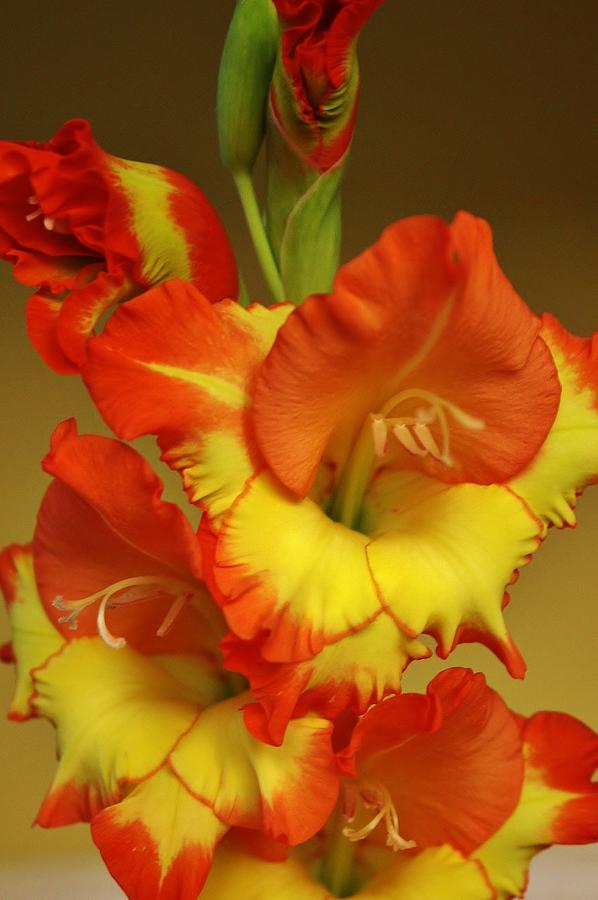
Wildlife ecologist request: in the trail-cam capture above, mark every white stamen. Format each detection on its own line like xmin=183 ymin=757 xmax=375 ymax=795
xmin=393 ymin=424 xmax=427 ymax=457
xmin=373 ymin=388 xmax=485 ymax=470
xmin=371 ymin=416 xmax=388 ymax=457
xmin=25 ymin=208 xmax=43 ymax=222
xmin=43 ymin=216 xmax=55 ymax=231
xmin=97 ymin=594 xmax=127 ymax=649
xmin=28 ymin=195 xmax=38 ymax=205
xmin=51 ymin=576 xmax=197 ymax=651
xmin=343 ymin=784 xmax=416 ymax=853
xmin=413 ymin=422 xmax=443 ymax=460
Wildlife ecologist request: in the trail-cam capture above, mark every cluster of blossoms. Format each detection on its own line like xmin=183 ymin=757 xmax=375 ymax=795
xmin=2 ymin=2 xmax=598 ymax=898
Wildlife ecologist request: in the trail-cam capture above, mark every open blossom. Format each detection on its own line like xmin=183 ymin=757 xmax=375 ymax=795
xmin=0 ymin=422 xmax=338 ymax=899
xmin=0 ymin=119 xmax=237 ymax=373
xmin=82 ymin=211 xmax=598 ymax=745
xmin=201 ymin=669 xmax=598 ymax=899
xmin=271 ymin=0 xmax=384 ymax=170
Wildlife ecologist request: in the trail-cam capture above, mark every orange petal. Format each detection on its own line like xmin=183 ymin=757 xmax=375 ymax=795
xmin=345 ymin=668 xmax=524 ymax=855
xmin=253 ymin=212 xmax=559 ymax=496
xmin=26 ymin=292 xmax=80 ymax=374
xmin=84 ymin=281 xmax=291 ymax=519
xmin=55 ymin=268 xmax=134 ymax=366
xmin=34 ymin=420 xmax=219 ymax=657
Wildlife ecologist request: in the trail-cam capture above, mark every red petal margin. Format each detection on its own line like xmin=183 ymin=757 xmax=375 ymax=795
xmin=92 ymin=801 xmax=220 ymax=900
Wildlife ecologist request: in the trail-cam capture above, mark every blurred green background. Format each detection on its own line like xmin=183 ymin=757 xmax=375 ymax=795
xmin=0 ymin=0 xmax=596 ymax=890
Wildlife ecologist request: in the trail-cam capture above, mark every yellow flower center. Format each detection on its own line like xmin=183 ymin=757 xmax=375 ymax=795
xmin=52 ymin=575 xmax=198 ymax=649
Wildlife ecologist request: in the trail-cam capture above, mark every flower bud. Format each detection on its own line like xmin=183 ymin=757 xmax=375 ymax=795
xmin=217 ymin=0 xmax=280 ymax=174
xmin=265 ymin=0 xmax=383 ymax=301
xmin=270 ymin=0 xmax=384 ymax=172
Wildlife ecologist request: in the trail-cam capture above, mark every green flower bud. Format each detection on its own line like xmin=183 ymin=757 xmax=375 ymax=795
xmin=217 ymin=0 xmax=280 ymax=174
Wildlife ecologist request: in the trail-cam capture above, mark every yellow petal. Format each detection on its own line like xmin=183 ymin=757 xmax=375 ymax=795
xmin=33 ymin=637 xmax=198 ymax=825
xmin=202 ymin=843 xmax=493 ymax=900
xmin=510 ymin=314 xmax=598 ymax=529
xmin=0 ymin=544 xmax=63 ymax=720
xmin=359 ymin=846 xmax=494 ymax=899
xmin=365 ymin=471 xmax=540 ymax=674
xmin=213 ymin=471 xmax=383 ymax=661
xmin=202 ymin=841 xmax=329 ymax=900
xmin=170 ymin=690 xmax=338 ymax=845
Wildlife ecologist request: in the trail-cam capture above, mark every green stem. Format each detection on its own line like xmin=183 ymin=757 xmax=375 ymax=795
xmin=320 ymin=815 xmax=356 ymax=897
xmin=237 ymin=271 xmax=250 ymax=308
xmin=233 ymin=169 xmax=285 ymax=304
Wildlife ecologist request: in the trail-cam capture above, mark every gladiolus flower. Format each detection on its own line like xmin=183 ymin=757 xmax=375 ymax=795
xmin=200 ymin=669 xmax=598 ymax=899
xmin=0 ymin=421 xmax=339 ymax=899
xmin=81 ymin=210 xmax=598 ymax=747
xmin=0 ymin=119 xmax=238 ymax=373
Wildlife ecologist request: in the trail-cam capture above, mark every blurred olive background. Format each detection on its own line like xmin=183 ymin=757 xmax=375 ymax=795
xmin=0 ymin=0 xmax=597 ymax=892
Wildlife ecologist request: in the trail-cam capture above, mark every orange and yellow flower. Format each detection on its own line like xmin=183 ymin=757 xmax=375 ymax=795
xmin=1 ymin=423 xmax=339 ymax=899
xmin=81 ymin=211 xmax=598 ymax=743
xmin=201 ymin=668 xmax=598 ymax=899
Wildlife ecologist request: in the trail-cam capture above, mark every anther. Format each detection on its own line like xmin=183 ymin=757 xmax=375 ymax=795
xmin=371 ymin=416 xmax=388 ymax=457
xmin=393 ymin=423 xmax=427 ymax=457
xmin=50 ymin=576 xmax=197 ymax=651
xmin=413 ymin=422 xmax=443 ymax=459
xmin=342 ymin=784 xmax=416 ymax=853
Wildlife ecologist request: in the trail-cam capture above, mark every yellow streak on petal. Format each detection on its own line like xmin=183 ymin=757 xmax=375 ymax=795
xmin=140 ymin=361 xmax=248 ymax=408
xmin=111 ymin=159 xmax=192 ymax=284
